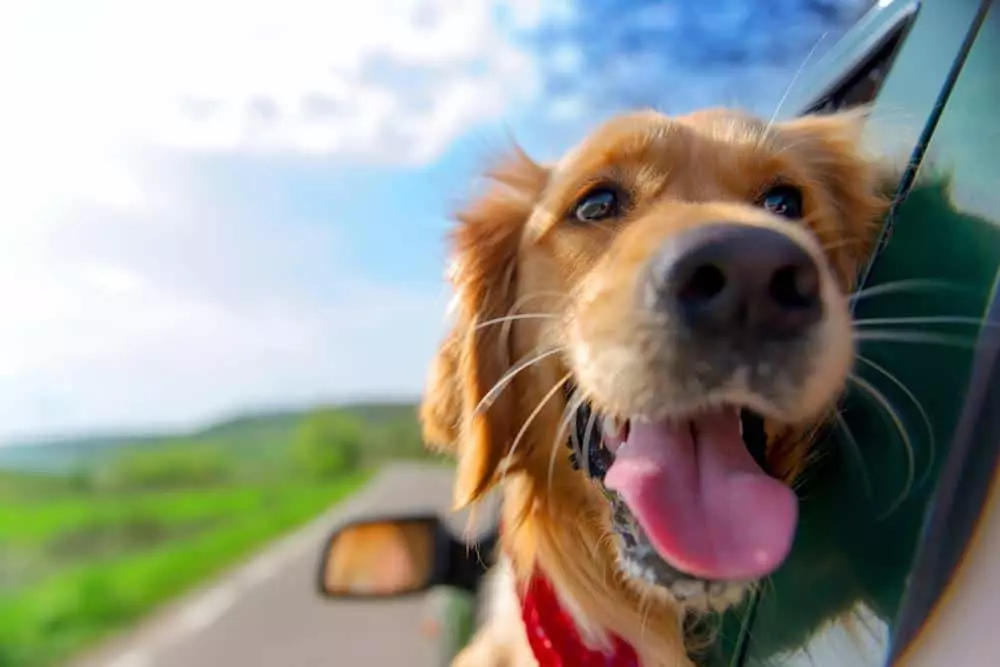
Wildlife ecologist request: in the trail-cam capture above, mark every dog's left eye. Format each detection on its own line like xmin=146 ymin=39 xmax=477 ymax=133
xmin=573 ymin=188 xmax=620 ymax=223
xmin=759 ymin=185 xmax=804 ymax=220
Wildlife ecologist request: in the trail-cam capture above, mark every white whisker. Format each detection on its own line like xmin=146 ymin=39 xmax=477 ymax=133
xmin=500 ymin=291 xmax=568 ymax=355
xmin=848 ymin=278 xmax=974 ymax=303
xmin=472 ymin=313 xmax=559 ymax=332
xmin=834 ymin=411 xmax=873 ymax=500
xmin=472 ymin=347 xmax=564 ymax=418
xmin=765 ymin=30 xmax=829 ymax=133
xmin=855 ymin=354 xmax=936 ymax=491
xmin=499 ymin=373 xmax=573 ymax=486
xmin=548 ymin=390 xmax=586 ymax=509
xmin=854 ymin=330 xmax=977 ymax=350
xmin=854 ymin=315 xmax=990 ymax=329
xmin=847 ymin=373 xmax=915 ymax=519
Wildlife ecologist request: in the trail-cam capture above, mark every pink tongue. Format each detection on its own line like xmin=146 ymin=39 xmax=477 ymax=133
xmin=604 ymin=410 xmax=797 ymax=581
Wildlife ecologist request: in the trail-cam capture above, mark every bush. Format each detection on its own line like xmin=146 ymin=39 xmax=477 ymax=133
xmin=292 ymin=409 xmax=363 ymax=478
xmin=97 ymin=445 xmax=233 ymax=491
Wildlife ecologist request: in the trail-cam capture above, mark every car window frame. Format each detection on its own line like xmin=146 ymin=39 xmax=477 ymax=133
xmin=780 ymin=0 xmax=921 ymax=120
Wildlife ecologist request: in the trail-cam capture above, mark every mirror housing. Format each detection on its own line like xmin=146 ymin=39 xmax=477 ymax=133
xmin=316 ymin=513 xmax=495 ymax=599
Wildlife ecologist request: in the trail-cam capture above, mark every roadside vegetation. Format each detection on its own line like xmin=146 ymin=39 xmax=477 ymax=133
xmin=0 ymin=402 xmax=437 ymax=667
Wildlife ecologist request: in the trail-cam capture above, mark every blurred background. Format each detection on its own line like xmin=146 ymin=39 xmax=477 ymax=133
xmin=0 ymin=1 xmax=877 ymax=665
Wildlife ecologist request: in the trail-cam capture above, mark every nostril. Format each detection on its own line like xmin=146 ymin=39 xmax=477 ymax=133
xmin=678 ymin=264 xmax=727 ymax=305
xmin=650 ymin=223 xmax=824 ymax=337
xmin=769 ymin=263 xmax=820 ymax=310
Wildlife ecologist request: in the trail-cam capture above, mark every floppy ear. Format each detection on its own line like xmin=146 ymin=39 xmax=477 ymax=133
xmin=420 ymin=324 xmax=463 ymax=451
xmin=782 ymin=108 xmax=890 ymax=212
xmin=419 ymin=147 xmax=549 ymax=508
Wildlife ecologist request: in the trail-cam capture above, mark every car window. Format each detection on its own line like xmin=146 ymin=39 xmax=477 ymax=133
xmin=731 ymin=11 xmax=916 ymax=665
xmin=883 ymin=1 xmax=1000 ymax=658
xmin=689 ymin=2 xmax=999 ymax=667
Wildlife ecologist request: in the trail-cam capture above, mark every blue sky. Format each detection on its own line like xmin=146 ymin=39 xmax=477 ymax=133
xmin=0 ymin=0 xmax=874 ymax=440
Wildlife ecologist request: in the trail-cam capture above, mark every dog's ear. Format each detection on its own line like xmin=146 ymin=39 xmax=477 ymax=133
xmin=420 ymin=324 xmax=463 ymax=451
xmin=781 ymin=107 xmax=896 ymax=210
xmin=419 ymin=146 xmax=548 ymax=509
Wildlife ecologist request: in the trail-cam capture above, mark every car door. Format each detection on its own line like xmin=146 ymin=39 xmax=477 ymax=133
xmin=692 ymin=1 xmax=1000 ymax=666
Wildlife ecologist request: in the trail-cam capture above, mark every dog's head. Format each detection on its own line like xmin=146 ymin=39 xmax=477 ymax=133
xmin=421 ymin=108 xmax=889 ymax=618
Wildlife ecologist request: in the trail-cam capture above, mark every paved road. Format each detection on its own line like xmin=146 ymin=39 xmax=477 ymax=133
xmin=69 ymin=463 xmax=496 ymax=667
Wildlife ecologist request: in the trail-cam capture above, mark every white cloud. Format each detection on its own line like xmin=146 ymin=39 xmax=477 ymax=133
xmin=0 ymin=0 xmax=549 ymax=439
xmin=0 ymin=0 xmax=544 ymax=166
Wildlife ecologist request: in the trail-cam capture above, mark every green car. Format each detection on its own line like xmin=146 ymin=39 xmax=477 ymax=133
xmin=319 ymin=0 xmax=1000 ymax=664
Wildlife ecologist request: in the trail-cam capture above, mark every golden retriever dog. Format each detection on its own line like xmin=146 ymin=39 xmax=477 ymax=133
xmin=419 ymin=107 xmax=891 ymax=666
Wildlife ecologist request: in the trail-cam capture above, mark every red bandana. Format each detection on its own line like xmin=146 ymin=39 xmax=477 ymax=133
xmin=519 ymin=571 xmax=641 ymax=667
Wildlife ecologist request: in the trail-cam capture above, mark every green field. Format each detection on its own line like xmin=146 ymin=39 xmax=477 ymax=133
xmin=0 ymin=402 xmax=438 ymax=667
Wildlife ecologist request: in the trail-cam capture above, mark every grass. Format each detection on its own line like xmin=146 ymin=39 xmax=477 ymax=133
xmin=0 ymin=473 xmax=369 ymax=667
xmin=0 ymin=401 xmax=444 ymax=666
xmin=0 ymin=401 xmax=441 ymax=667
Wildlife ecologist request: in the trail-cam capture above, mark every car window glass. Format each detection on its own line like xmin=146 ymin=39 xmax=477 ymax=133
xmin=688 ymin=2 xmax=997 ymax=667
xmin=726 ymin=3 xmax=1000 ymax=667
xmin=885 ymin=0 xmax=1000 ymax=655
xmin=690 ymin=10 xmax=908 ymax=664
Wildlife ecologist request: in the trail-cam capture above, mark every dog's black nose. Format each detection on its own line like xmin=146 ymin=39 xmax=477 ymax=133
xmin=648 ymin=223 xmax=822 ymax=339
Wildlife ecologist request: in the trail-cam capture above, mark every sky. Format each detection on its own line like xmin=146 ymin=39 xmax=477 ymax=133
xmin=0 ymin=0 xmax=875 ymax=441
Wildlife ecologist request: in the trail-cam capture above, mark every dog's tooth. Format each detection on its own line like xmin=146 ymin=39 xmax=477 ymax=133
xmin=602 ymin=415 xmax=621 ymax=438
xmin=673 ymin=580 xmax=705 ymax=599
xmin=738 ymin=415 xmax=744 ymax=437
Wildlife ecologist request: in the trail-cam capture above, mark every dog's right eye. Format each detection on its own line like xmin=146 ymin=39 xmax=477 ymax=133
xmin=573 ymin=188 xmax=620 ymax=223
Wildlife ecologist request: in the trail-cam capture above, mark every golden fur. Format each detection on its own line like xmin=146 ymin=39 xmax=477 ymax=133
xmin=420 ymin=108 xmax=891 ymax=666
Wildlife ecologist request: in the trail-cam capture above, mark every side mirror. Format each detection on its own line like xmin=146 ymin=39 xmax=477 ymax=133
xmin=316 ymin=514 xmax=495 ymax=599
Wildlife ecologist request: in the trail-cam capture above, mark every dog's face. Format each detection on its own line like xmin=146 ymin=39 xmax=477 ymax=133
xmin=422 ymin=108 xmax=887 ymax=613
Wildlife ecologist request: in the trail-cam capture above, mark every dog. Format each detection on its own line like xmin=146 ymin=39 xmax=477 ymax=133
xmin=419 ymin=107 xmax=892 ymax=666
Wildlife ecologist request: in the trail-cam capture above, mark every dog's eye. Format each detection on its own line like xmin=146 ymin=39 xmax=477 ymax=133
xmin=759 ymin=185 xmax=804 ymax=220
xmin=573 ymin=188 xmax=620 ymax=223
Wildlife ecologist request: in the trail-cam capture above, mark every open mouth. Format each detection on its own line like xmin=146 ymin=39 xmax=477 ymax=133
xmin=566 ymin=390 xmax=798 ymax=587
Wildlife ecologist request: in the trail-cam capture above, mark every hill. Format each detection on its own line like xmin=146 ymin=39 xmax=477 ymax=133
xmin=0 ymin=401 xmax=422 ymax=473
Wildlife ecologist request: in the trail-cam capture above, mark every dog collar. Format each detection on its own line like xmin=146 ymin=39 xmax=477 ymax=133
xmin=500 ymin=520 xmax=638 ymax=665
xmin=519 ymin=569 xmax=640 ymax=667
